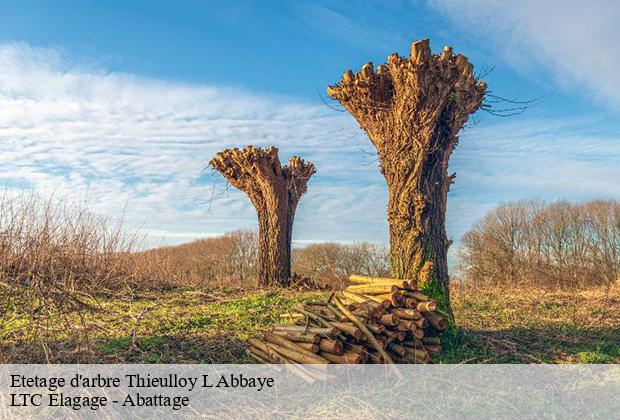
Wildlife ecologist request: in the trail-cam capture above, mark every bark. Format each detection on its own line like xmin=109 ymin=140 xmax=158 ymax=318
xmin=272 ymin=330 xmax=322 ymax=344
xmin=320 ymin=351 xmax=365 ymax=364
xmin=263 ymin=332 xmax=328 ymax=363
xmin=318 ymin=339 xmax=344 ymax=355
xmin=297 ymin=342 xmax=321 ymax=353
xmin=333 ymin=296 xmax=397 ymax=366
xmin=247 ymin=338 xmax=293 ymax=364
xmin=421 ymin=336 xmax=441 ymax=345
xmin=328 ymin=39 xmax=486 ymax=310
xmin=416 ymin=301 xmax=436 ymax=312
xmin=210 ymin=146 xmax=315 ymax=287
xmin=274 ymin=325 xmax=338 ymax=336
xmin=378 ymin=314 xmax=399 ymax=326
xmin=341 ymin=290 xmax=368 ymax=303
xmin=330 ymin=322 xmax=365 ymax=340
xmin=246 ymin=346 xmax=274 ymax=364
xmin=346 ymin=283 xmax=405 ymax=295
xmin=387 ymin=342 xmax=408 ymax=357
xmin=391 ymin=308 xmax=420 ymax=320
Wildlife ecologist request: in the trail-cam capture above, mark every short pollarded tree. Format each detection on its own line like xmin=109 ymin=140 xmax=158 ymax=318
xmin=327 ymin=39 xmax=486 ymax=308
xmin=210 ymin=146 xmax=316 ymax=287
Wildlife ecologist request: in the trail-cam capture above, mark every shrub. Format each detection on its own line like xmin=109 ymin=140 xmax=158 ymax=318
xmin=292 ymin=242 xmax=390 ymax=288
xmin=133 ymin=230 xmax=258 ymax=287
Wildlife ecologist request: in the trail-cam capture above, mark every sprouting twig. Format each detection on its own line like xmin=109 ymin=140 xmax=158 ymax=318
xmin=131 ymin=305 xmax=156 ymax=350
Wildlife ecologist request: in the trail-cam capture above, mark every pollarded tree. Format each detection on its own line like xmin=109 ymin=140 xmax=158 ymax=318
xmin=210 ymin=146 xmax=315 ymax=287
xmin=327 ymin=39 xmax=486 ymax=309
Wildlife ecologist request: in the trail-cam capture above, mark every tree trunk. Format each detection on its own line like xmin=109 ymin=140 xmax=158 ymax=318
xmin=386 ymin=146 xmax=451 ymax=303
xmin=381 ymin=143 xmax=453 ymax=310
xmin=328 ymin=39 xmax=486 ymax=310
xmin=256 ymin=198 xmax=289 ymax=286
xmin=210 ymin=146 xmax=315 ymax=287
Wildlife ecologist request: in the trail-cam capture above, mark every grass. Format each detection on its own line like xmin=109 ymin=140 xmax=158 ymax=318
xmin=2 ymin=284 xmax=618 ymax=364
xmin=438 ymin=284 xmax=620 ymax=363
xmin=1 ymin=288 xmax=327 ymax=363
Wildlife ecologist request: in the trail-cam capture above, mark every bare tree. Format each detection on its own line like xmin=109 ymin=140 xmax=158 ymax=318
xmin=327 ymin=39 xmax=486 ymax=308
xmin=210 ymin=146 xmax=315 ymax=287
xmin=459 ymin=200 xmax=620 ymax=289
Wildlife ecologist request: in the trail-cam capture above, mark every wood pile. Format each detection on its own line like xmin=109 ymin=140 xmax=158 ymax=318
xmin=246 ymin=274 xmax=448 ymax=365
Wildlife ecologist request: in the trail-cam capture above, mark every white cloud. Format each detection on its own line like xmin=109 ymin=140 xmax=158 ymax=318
xmin=0 ymin=42 xmax=618 ymax=271
xmin=429 ymin=0 xmax=620 ymax=108
xmin=0 ymin=43 xmax=388 ymax=249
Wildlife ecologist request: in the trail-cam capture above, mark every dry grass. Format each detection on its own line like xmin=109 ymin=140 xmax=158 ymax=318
xmin=1 ymin=288 xmax=326 ymax=363
xmin=0 ymin=192 xmax=184 ymax=361
xmin=0 ymin=192 xmax=135 ymax=287
xmin=439 ymin=283 xmax=620 ymax=363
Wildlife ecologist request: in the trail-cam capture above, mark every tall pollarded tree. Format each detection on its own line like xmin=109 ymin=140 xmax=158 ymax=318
xmin=327 ymin=39 xmax=486 ymax=309
xmin=210 ymin=146 xmax=316 ymax=287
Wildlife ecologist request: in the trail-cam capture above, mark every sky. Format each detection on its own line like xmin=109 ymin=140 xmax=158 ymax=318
xmin=0 ymin=0 xmax=619 ymax=267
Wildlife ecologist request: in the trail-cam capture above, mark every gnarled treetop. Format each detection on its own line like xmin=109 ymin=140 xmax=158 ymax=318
xmin=210 ymin=145 xmax=316 ymax=197
xmin=327 ymin=38 xmax=486 ymax=154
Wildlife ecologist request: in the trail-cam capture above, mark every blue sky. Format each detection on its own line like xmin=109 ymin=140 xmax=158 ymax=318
xmin=0 ymin=1 xmax=619 ymax=267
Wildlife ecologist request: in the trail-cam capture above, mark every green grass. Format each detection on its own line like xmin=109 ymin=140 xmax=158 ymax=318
xmin=2 ymin=285 xmax=618 ymax=364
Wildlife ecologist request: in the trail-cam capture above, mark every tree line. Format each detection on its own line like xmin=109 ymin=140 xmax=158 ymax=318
xmin=458 ymin=200 xmax=620 ymax=289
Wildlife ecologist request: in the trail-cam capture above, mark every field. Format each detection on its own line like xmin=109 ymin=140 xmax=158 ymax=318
xmin=2 ymin=195 xmax=618 ymax=364
xmin=2 ymin=284 xmax=618 ymax=364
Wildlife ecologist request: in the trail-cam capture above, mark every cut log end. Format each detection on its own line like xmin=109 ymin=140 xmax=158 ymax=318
xmin=411 ymin=38 xmax=431 ymax=64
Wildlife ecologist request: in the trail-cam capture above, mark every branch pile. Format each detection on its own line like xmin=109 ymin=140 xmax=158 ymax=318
xmin=246 ymin=274 xmax=447 ymax=366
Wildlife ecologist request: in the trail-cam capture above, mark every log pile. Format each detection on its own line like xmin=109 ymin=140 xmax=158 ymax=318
xmin=246 ymin=274 xmax=448 ymax=366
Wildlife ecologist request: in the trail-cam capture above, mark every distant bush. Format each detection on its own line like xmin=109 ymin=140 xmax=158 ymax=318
xmin=458 ymin=199 xmax=620 ymax=289
xmin=292 ymin=242 xmax=390 ymax=288
xmin=133 ymin=230 xmax=258 ymax=287
xmin=136 ymin=236 xmax=390 ymax=289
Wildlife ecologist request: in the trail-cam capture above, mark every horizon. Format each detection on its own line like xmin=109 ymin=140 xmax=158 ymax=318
xmin=1 ymin=0 xmax=619 ymax=267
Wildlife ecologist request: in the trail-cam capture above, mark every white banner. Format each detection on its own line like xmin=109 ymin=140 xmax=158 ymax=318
xmin=1 ymin=364 xmax=618 ymax=419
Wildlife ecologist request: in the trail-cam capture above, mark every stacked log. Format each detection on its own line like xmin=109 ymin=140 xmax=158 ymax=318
xmin=246 ymin=274 xmax=448 ymax=367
